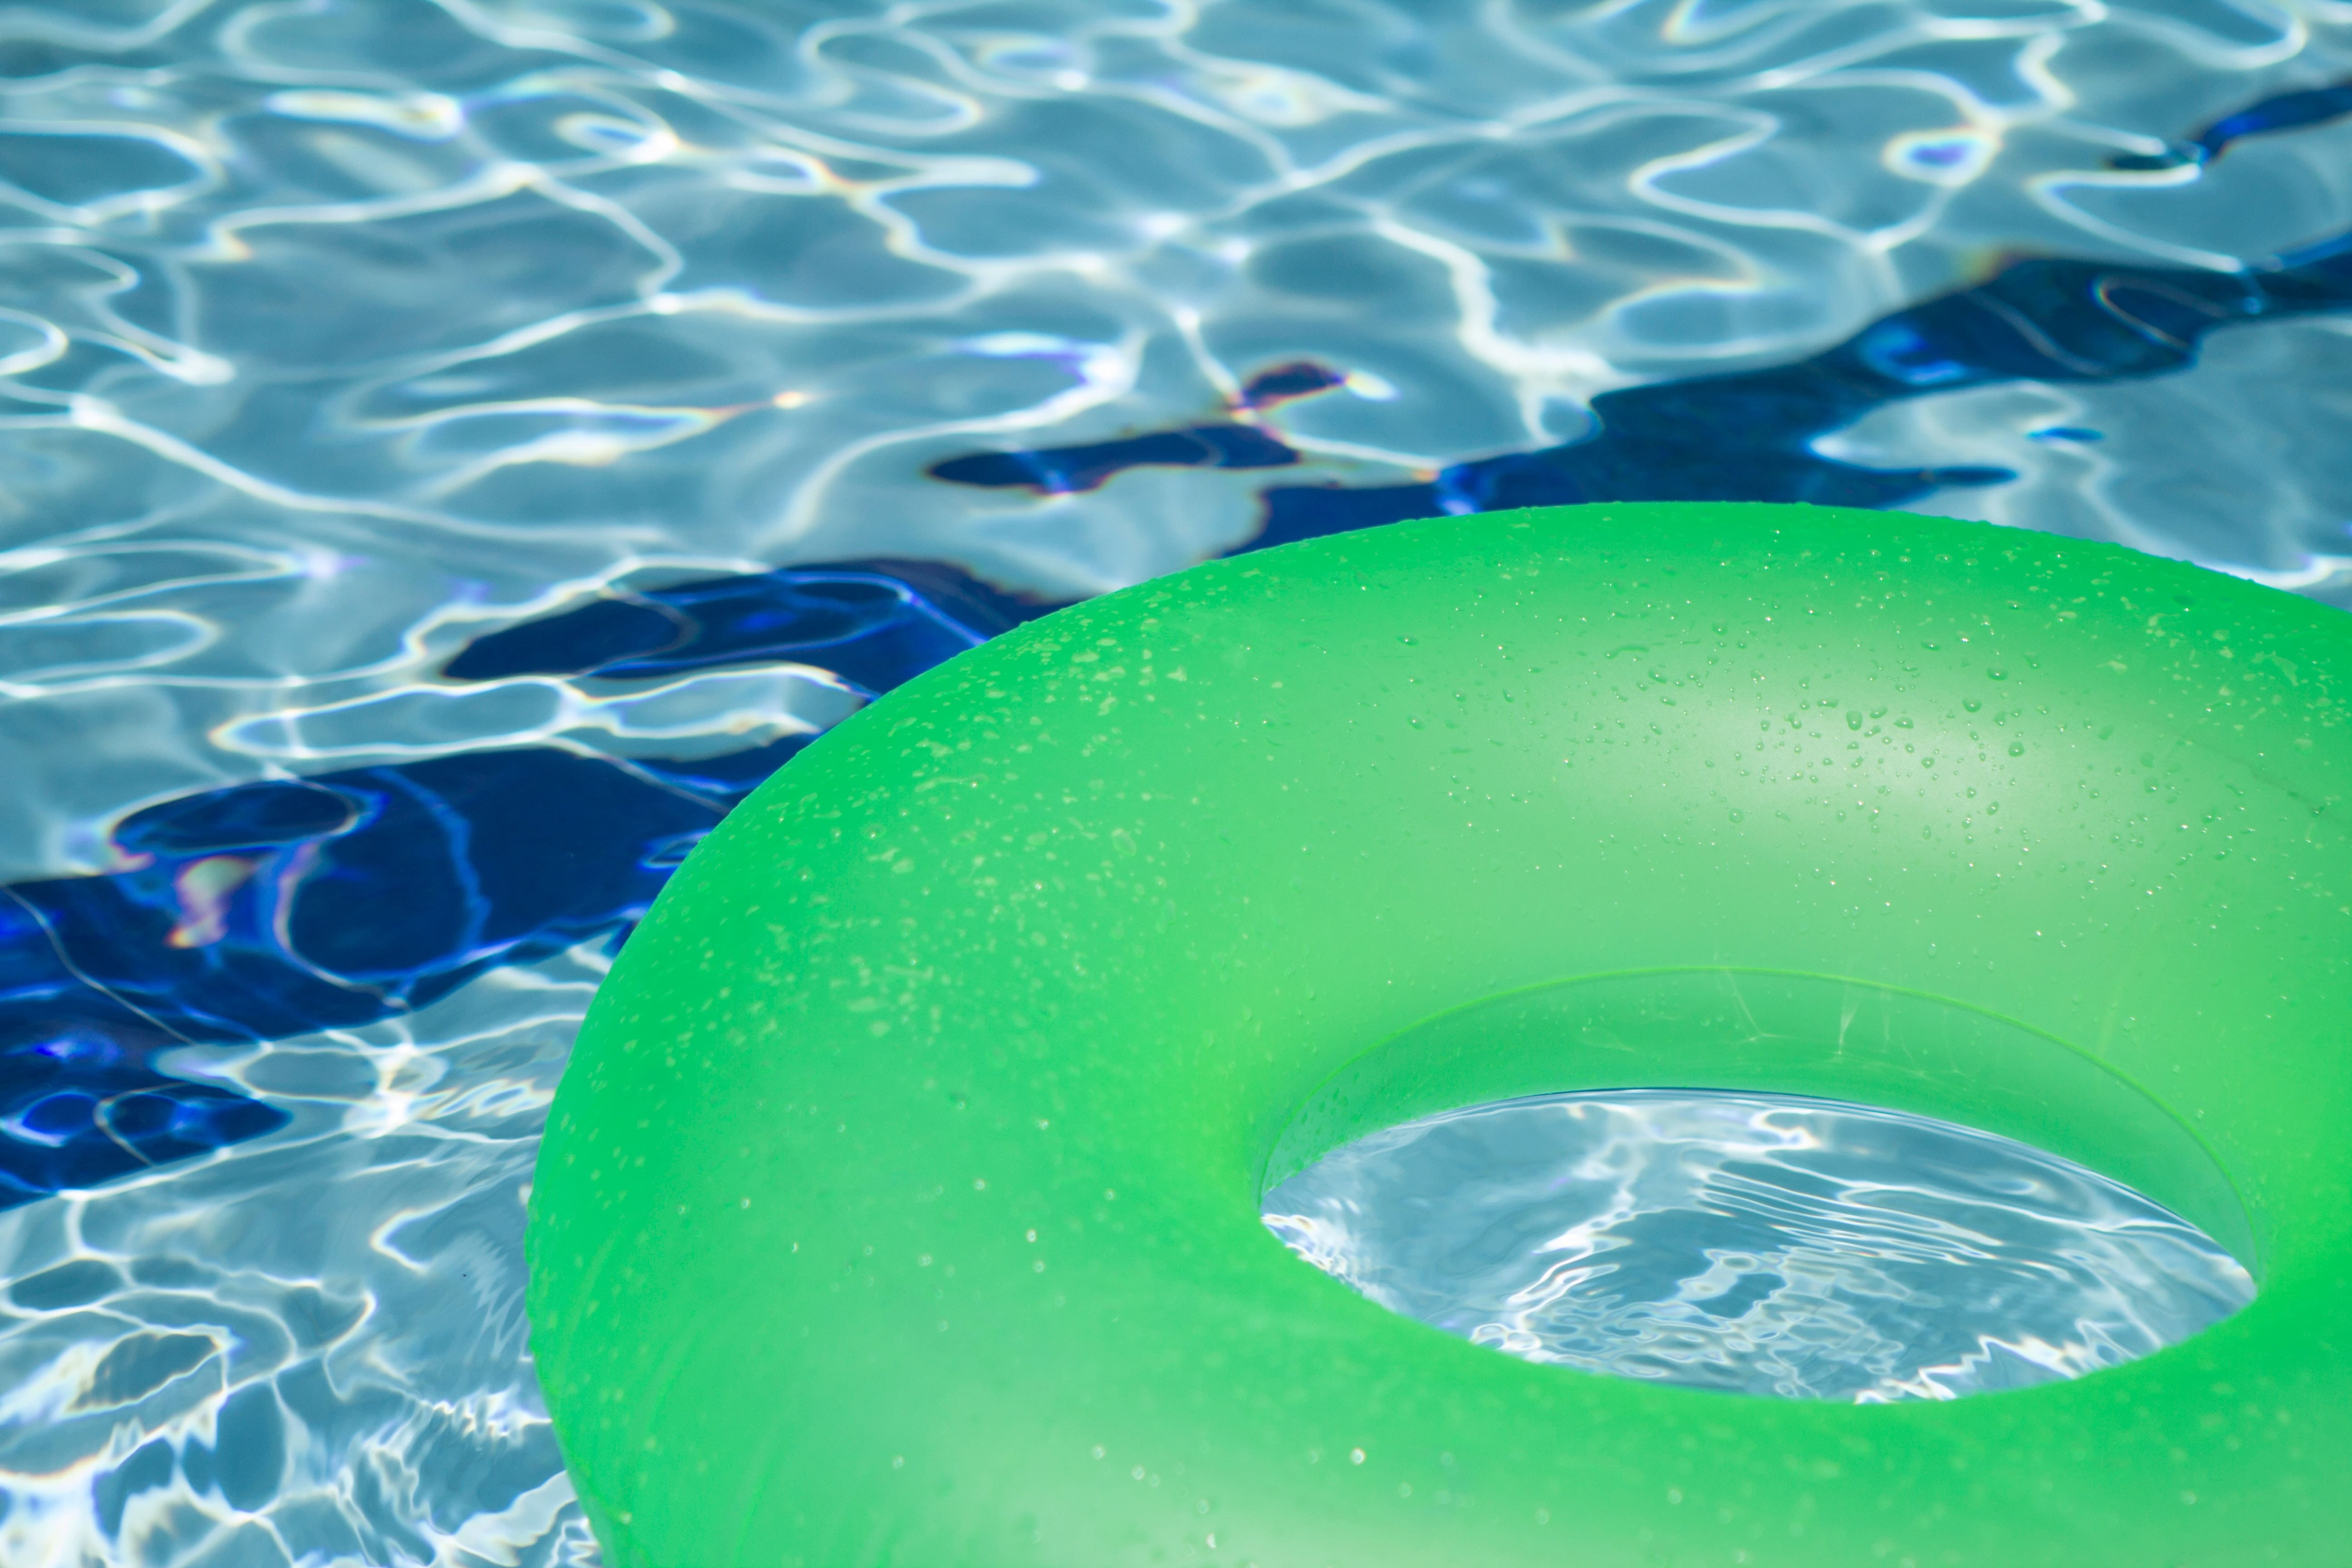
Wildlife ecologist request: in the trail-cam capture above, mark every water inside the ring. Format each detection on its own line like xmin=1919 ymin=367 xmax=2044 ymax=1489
xmin=1262 ymin=1089 xmax=2256 ymax=1402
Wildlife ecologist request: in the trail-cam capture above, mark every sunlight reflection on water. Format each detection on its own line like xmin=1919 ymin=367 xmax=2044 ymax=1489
xmin=2 ymin=0 xmax=2349 ymax=1561
xmin=1264 ymin=1090 xmax=2256 ymax=1404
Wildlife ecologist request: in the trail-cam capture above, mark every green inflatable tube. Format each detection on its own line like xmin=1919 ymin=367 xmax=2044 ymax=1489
xmin=528 ymin=501 xmax=2352 ymax=1566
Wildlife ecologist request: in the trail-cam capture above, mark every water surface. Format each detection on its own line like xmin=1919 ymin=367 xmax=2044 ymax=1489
xmin=1264 ymin=1090 xmax=2257 ymax=1403
xmin=2 ymin=0 xmax=2347 ymax=1560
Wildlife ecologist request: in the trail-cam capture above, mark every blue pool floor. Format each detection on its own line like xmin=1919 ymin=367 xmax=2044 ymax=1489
xmin=2 ymin=2 xmax=2350 ymax=1560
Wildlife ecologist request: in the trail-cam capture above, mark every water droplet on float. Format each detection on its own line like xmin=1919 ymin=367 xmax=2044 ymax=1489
xmin=2009 ymin=741 xmax=2025 ymax=756
xmin=1988 ymin=668 xmax=2007 ymax=681
xmin=1728 ymin=808 xmax=1744 ymax=823
xmin=1963 ymin=698 xmax=1981 ymax=713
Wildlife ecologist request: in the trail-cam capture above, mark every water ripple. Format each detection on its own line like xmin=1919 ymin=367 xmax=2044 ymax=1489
xmin=1264 ymin=1091 xmax=2257 ymax=1403
xmin=2 ymin=0 xmax=2348 ymax=1559
xmin=0 ymin=956 xmax=600 ymax=1565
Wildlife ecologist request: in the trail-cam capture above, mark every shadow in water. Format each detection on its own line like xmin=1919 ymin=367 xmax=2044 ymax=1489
xmin=5 ymin=79 xmax=2350 ymax=1205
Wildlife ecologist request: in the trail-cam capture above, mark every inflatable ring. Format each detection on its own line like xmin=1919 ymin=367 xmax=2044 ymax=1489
xmin=529 ymin=501 xmax=2351 ymax=1566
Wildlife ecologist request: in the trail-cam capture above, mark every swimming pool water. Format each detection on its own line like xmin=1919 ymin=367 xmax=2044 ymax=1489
xmin=1262 ymin=1091 xmax=2257 ymax=1403
xmin=2 ymin=0 xmax=2349 ymax=1561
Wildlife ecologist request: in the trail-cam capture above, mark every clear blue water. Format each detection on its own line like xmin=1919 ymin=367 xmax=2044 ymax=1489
xmin=1262 ymin=1091 xmax=2256 ymax=1403
xmin=1 ymin=0 xmax=2348 ymax=1560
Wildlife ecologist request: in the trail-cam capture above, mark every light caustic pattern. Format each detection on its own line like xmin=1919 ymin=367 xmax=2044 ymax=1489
xmin=1 ymin=0 xmax=2349 ymax=1563
xmin=0 ymin=958 xmax=601 ymax=1566
xmin=1264 ymin=1091 xmax=2258 ymax=1403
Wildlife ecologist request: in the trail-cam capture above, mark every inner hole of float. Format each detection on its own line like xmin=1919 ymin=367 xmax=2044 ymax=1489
xmin=1261 ymin=1089 xmax=2255 ymax=1402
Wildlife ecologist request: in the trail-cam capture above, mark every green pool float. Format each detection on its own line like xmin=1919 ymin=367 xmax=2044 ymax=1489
xmin=528 ymin=501 xmax=2352 ymax=1566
